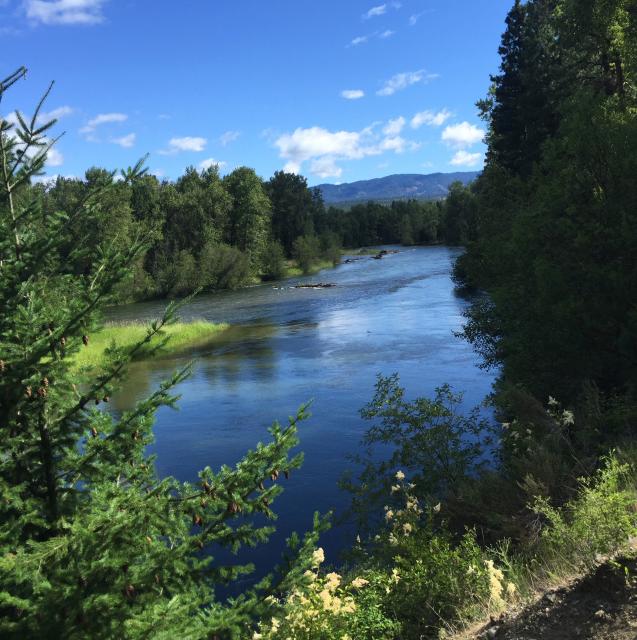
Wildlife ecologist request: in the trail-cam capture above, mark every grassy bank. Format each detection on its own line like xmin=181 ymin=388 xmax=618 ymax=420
xmin=282 ymin=258 xmax=336 ymax=278
xmin=72 ymin=321 xmax=229 ymax=371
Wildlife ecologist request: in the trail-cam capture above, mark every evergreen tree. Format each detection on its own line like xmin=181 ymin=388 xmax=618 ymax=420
xmin=0 ymin=68 xmax=323 ymax=640
xmin=266 ymin=171 xmax=316 ymax=257
xmin=457 ymin=0 xmax=637 ymax=404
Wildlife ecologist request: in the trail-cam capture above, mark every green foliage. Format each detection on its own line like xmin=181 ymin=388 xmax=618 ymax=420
xmin=457 ymin=0 xmax=637 ymax=408
xmin=223 ymin=167 xmax=271 ymax=268
xmin=533 ymin=454 xmax=637 ymax=571
xmin=318 ymin=231 xmax=342 ymax=266
xmin=0 ymin=69 xmax=323 ymax=640
xmin=257 ymin=479 xmax=509 ymax=640
xmin=266 ymin=171 xmax=316 ymax=257
xmin=260 ymin=240 xmax=287 ymax=281
xmin=440 ymin=181 xmax=477 ymax=245
xmin=343 ymin=374 xmax=495 ymax=531
xmin=199 ymin=241 xmax=252 ymax=291
xmin=292 ymin=234 xmax=321 ymax=275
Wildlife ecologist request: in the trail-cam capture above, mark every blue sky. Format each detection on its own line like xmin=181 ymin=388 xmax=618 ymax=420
xmin=1 ymin=0 xmax=513 ymax=185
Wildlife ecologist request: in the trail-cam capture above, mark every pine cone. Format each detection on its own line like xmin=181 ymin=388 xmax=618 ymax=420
xmin=284 ymin=470 xmax=290 ymax=480
xmin=258 ymin=481 xmax=265 ymax=491
xmin=227 ymin=501 xmax=240 ymax=514
xmin=270 ymin=469 xmax=279 ymax=481
xmin=124 ymin=584 xmax=135 ymax=599
xmin=0 ymin=360 xmax=5 ymax=372
xmin=60 ymin=336 xmax=66 ymax=347
xmin=25 ymin=386 xmax=32 ymax=399
xmin=91 ymin=427 xmax=98 ymax=438
xmin=82 ymin=335 xmax=89 ymax=346
xmin=193 ymin=514 xmax=203 ymax=526
xmin=103 ymin=396 xmax=109 ymax=403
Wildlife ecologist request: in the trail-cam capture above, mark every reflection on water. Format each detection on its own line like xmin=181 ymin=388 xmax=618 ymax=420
xmin=107 ymin=246 xmax=496 ymax=574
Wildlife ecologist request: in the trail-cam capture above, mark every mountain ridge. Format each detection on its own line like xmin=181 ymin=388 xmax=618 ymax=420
xmin=314 ymin=171 xmax=480 ymax=205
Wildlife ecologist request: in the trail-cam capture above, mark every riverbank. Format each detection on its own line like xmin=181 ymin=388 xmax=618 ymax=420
xmin=72 ymin=321 xmax=230 ymax=371
xmin=281 ymin=258 xmax=336 ymax=278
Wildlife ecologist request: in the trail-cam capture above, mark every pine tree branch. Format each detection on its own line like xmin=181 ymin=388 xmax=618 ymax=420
xmin=0 ymin=122 xmax=21 ymax=260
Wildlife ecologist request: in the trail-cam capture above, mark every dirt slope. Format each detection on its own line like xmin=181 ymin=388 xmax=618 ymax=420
xmin=471 ymin=556 xmax=637 ymax=640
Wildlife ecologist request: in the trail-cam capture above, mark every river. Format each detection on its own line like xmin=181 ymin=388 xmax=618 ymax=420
xmin=107 ymin=245 xmax=495 ymax=578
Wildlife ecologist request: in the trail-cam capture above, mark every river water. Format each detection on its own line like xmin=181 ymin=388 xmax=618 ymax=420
xmin=107 ymin=246 xmax=495 ymax=576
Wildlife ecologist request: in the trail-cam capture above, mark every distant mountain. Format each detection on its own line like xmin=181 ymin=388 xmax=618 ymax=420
xmin=314 ymin=172 xmax=480 ymax=205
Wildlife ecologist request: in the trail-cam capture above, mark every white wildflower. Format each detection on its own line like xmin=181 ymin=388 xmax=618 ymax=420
xmin=562 ymin=410 xmax=575 ymax=425
xmin=312 ymin=547 xmax=325 ymax=567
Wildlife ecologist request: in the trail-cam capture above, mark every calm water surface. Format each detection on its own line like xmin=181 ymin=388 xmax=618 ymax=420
xmin=108 ymin=246 xmax=495 ymax=574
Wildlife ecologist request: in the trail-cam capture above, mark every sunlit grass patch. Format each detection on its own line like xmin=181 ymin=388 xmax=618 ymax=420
xmin=283 ymin=259 xmax=335 ymax=278
xmin=72 ymin=320 xmax=229 ymax=371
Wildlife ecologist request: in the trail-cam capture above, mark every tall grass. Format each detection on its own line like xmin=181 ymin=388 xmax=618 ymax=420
xmin=72 ymin=321 xmax=229 ymax=371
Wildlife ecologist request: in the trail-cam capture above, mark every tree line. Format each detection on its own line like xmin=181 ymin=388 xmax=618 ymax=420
xmin=32 ymin=166 xmax=472 ymax=302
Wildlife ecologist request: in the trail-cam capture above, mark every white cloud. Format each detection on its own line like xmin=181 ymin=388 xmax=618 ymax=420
xmin=350 ymin=35 xmax=368 ymax=46
xmin=383 ymin=116 xmax=406 ymax=136
xmin=411 ymin=109 xmax=452 ymax=129
xmin=380 ymin=136 xmax=420 ymax=154
xmin=441 ymin=122 xmax=484 ymax=148
xmin=219 ymin=130 xmax=240 ymax=146
xmin=199 ymin=157 xmax=227 ymax=170
xmin=275 ymin=123 xmax=419 ymax=178
xmin=377 ymin=70 xmax=438 ymax=96
xmin=310 ymin=157 xmax=342 ymax=179
xmin=379 ymin=29 xmax=395 ymax=39
xmin=159 ymin=136 xmax=207 ymax=154
xmin=363 ymin=4 xmax=386 ymax=19
xmin=47 ymin=147 xmax=63 ymax=166
xmin=450 ymin=150 xmax=483 ymax=167
xmin=37 ymin=105 xmax=74 ymax=123
xmin=24 ymin=0 xmax=107 ymax=25
xmin=80 ymin=112 xmax=127 ymax=134
xmin=32 ymin=174 xmax=59 ymax=184
xmin=276 ymin=127 xmax=367 ymax=166
xmin=409 ymin=12 xmax=424 ymax=26
xmin=341 ymin=89 xmax=365 ymax=100
xmin=111 ymin=133 xmax=136 ymax=148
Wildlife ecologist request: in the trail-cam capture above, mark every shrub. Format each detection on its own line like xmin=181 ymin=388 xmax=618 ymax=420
xmin=199 ymin=241 xmax=252 ymax=290
xmin=260 ymin=240 xmax=287 ymax=281
xmin=533 ymin=454 xmax=637 ymax=571
xmin=292 ymin=235 xmax=321 ymax=274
